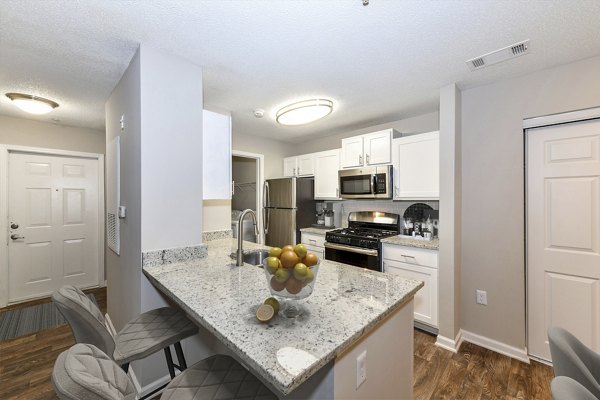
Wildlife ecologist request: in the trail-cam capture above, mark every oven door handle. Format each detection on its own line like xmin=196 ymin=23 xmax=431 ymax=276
xmin=324 ymin=242 xmax=379 ymax=256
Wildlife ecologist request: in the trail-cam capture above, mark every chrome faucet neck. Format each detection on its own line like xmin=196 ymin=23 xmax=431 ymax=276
xmin=236 ymin=209 xmax=258 ymax=266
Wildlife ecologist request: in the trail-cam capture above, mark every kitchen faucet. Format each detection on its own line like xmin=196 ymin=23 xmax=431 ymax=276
xmin=236 ymin=209 xmax=259 ymax=266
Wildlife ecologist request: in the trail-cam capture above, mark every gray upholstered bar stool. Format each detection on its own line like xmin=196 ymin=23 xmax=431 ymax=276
xmin=52 ymin=285 xmax=198 ymax=379
xmin=52 ymin=343 xmax=277 ymax=400
xmin=548 ymin=326 xmax=600 ymax=399
xmin=551 ymin=376 xmax=599 ymax=400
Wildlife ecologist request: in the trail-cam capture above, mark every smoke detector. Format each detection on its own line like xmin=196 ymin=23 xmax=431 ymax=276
xmin=466 ymin=40 xmax=530 ymax=71
xmin=253 ymin=109 xmax=265 ymax=118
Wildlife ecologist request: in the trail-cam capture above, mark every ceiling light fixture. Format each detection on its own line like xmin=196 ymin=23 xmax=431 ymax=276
xmin=5 ymin=93 xmax=59 ymax=115
xmin=276 ymin=99 xmax=333 ymax=126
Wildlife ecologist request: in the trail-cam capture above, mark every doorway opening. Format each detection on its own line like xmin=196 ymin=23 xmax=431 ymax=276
xmin=231 ymin=151 xmax=264 ymax=244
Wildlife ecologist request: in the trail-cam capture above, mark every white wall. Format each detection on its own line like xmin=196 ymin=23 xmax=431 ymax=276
xmin=0 ymin=115 xmax=105 ymax=154
xmin=460 ymin=55 xmax=600 ymax=350
xmin=139 ymin=46 xmax=203 ymax=252
xmin=232 ymin=131 xmax=292 ymax=179
xmin=106 ymin=45 xmax=209 ymax=389
xmin=105 ymin=49 xmax=143 ymax=334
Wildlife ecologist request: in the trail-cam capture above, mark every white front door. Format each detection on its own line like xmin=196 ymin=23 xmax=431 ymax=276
xmin=8 ymin=152 xmax=100 ymax=303
xmin=527 ymin=119 xmax=600 ymax=361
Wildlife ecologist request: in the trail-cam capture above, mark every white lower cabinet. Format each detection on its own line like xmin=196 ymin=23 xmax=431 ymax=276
xmin=301 ymin=232 xmax=326 ymax=260
xmin=382 ymin=244 xmax=438 ymax=328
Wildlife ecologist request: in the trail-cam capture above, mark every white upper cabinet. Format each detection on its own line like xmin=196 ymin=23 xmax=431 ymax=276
xmin=340 ymin=136 xmax=364 ymax=168
xmin=314 ymin=149 xmax=341 ymax=200
xmin=392 ymin=131 xmax=439 ymax=200
xmin=283 ymin=154 xmax=315 ymax=177
xmin=341 ymin=129 xmax=394 ymax=168
xmin=283 ymin=157 xmax=297 ymax=177
xmin=202 ymin=110 xmax=232 ymax=199
xmin=297 ymin=154 xmax=315 ymax=176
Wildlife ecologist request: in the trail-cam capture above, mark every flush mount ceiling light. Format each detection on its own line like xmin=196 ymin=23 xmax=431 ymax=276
xmin=276 ymin=99 xmax=333 ymax=126
xmin=5 ymin=92 xmax=59 ymax=115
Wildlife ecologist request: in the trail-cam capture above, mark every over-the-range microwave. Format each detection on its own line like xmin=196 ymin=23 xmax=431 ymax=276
xmin=338 ymin=165 xmax=393 ymax=199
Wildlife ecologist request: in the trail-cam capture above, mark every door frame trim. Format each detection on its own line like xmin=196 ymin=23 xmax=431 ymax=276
xmin=232 ymin=150 xmax=265 ymax=244
xmin=523 ymin=106 xmax=600 ymax=129
xmin=523 ymin=109 xmax=600 ymax=360
xmin=0 ymin=145 xmax=105 ymax=307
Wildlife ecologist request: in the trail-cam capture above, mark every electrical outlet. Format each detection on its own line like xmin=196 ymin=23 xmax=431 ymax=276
xmin=356 ymin=350 xmax=367 ymax=389
xmin=476 ymin=290 xmax=488 ymax=305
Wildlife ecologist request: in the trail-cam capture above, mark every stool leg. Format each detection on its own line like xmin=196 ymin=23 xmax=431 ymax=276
xmin=164 ymin=347 xmax=176 ymax=379
xmin=174 ymin=341 xmax=187 ymax=370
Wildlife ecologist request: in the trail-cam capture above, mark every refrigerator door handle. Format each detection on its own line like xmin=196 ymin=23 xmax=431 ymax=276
xmin=263 ymin=181 xmax=270 ymax=208
xmin=264 ymin=208 xmax=270 ymax=235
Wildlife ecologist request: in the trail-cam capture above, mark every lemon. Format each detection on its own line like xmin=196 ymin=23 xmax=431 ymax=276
xmin=264 ymin=297 xmax=280 ymax=313
xmin=256 ymin=304 xmax=274 ymax=322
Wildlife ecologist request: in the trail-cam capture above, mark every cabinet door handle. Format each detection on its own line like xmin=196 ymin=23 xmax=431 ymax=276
xmin=401 ymin=254 xmax=416 ymax=259
xmin=293 ymin=167 xmax=296 ymax=176
xmin=336 ymin=188 xmax=339 ymax=198
xmin=366 ymin=154 xmax=370 ymax=165
xmin=309 ymin=239 xmax=317 ymax=245
xmin=359 ymin=154 xmax=363 ymax=165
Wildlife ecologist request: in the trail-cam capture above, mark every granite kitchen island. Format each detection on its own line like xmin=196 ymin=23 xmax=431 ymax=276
xmin=143 ymin=239 xmax=423 ymax=399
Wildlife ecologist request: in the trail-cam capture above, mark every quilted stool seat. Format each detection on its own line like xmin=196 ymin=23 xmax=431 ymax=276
xmin=113 ymin=307 xmax=198 ymax=365
xmin=52 ymin=343 xmax=278 ymax=400
xmin=161 ymin=354 xmax=277 ymax=400
xmin=52 ymin=285 xmax=198 ymax=381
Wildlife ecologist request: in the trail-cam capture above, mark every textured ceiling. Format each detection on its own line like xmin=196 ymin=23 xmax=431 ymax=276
xmin=1 ymin=1 xmax=600 ymax=142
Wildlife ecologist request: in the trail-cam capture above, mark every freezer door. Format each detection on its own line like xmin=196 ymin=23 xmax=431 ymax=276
xmin=266 ymin=178 xmax=296 ymax=208
xmin=264 ymin=208 xmax=296 ymax=248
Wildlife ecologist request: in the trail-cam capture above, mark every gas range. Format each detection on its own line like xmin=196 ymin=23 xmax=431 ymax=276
xmin=325 ymin=227 xmax=399 ymax=249
xmin=324 ymin=211 xmax=400 ymax=271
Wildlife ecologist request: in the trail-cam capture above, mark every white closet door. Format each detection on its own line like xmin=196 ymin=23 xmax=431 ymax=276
xmin=527 ymin=119 xmax=600 ymax=361
xmin=8 ymin=152 xmax=100 ymax=302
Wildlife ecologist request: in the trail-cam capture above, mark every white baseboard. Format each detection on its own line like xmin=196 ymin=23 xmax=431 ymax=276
xmin=460 ymin=329 xmax=530 ymax=364
xmin=435 ymin=329 xmax=464 ymax=353
xmin=105 ymin=312 xmax=172 ymax=398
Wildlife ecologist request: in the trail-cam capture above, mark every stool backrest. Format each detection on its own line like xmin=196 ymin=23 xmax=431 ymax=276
xmin=552 ymin=376 xmax=599 ymax=400
xmin=53 ymin=286 xmax=116 ymax=360
xmin=548 ymin=326 xmax=600 ymax=398
xmin=52 ymin=343 xmax=136 ymax=400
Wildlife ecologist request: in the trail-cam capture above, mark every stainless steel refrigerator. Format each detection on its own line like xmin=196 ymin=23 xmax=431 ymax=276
xmin=263 ymin=177 xmax=316 ymax=248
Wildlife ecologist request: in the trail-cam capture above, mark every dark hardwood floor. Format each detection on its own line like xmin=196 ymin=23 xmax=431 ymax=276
xmin=0 ymin=287 xmax=106 ymax=400
xmin=0 ymin=287 xmax=553 ymax=400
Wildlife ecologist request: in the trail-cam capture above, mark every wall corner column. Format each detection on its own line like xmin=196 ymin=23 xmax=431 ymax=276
xmin=436 ymin=83 xmax=462 ymax=351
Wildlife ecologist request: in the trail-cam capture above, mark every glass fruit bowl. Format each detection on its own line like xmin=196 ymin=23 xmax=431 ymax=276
xmin=262 ymin=258 xmax=320 ymax=318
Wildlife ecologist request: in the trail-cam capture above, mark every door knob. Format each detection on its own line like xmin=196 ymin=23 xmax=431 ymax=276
xmin=10 ymin=223 xmax=19 ymax=229
xmin=10 ymin=234 xmax=24 ymax=240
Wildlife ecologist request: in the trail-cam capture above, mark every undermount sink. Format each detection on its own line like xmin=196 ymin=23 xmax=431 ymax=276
xmin=231 ymin=249 xmax=270 ymax=267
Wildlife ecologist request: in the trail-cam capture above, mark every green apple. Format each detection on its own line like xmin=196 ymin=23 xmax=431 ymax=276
xmin=269 ymin=247 xmax=282 ymax=258
xmin=293 ymin=263 xmax=308 ymax=281
xmin=265 ymin=257 xmax=279 ymax=274
xmin=294 ymin=244 xmax=307 ymax=259
xmin=304 ymin=267 xmax=314 ymax=283
xmin=274 ymin=268 xmax=291 ymax=283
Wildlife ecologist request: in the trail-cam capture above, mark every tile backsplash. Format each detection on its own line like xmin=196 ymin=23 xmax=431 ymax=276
xmin=327 ymin=199 xmax=439 ymax=228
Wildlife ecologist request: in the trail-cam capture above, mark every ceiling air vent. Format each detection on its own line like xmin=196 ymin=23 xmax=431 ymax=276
xmin=466 ymin=39 xmax=530 ymax=71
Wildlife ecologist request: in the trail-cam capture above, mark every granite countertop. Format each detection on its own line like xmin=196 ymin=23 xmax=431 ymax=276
xmin=380 ymin=235 xmax=440 ymax=250
xmin=143 ymin=238 xmax=422 ymax=395
xmin=299 ymin=227 xmax=338 ymax=235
